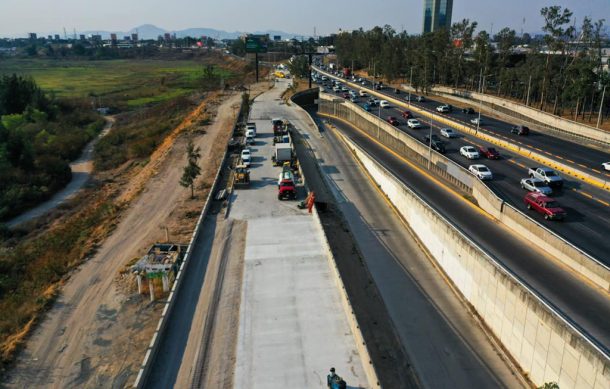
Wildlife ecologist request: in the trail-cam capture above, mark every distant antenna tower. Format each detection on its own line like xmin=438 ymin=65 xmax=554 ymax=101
xmin=521 ymin=18 xmax=525 ymax=37
xmin=63 ymin=27 xmax=67 ymax=39
xmin=73 ymin=28 xmax=77 ymax=40
xmin=313 ymin=26 xmax=316 ymax=38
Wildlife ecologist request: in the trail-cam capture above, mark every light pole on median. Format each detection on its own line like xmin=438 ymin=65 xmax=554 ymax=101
xmin=428 ymin=117 xmax=433 ymax=170
xmin=409 ymin=67 xmax=413 ymax=107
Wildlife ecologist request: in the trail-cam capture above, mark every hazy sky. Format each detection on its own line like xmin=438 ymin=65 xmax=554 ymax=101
xmin=1 ymin=0 xmax=608 ymax=37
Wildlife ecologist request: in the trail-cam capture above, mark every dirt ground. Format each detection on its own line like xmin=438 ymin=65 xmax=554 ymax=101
xmin=2 ymin=83 xmax=269 ymax=388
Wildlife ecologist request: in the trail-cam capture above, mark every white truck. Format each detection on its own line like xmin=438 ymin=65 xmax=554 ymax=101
xmin=273 ymin=143 xmax=292 ymax=166
xmin=528 ymin=167 xmax=563 ymax=189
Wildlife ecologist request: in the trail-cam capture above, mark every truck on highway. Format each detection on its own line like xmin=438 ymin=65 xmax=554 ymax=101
xmin=528 ymin=167 xmax=563 ymax=189
xmin=272 ymin=143 xmax=292 ymax=166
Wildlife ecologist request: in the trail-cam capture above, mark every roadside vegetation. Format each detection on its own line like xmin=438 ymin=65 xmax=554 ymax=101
xmin=0 ymin=74 xmax=103 ymax=221
xmin=332 ymin=5 xmax=609 ymax=125
xmin=0 ymin=51 xmax=254 ymax=368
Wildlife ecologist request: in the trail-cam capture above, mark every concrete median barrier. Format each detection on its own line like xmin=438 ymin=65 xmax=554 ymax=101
xmin=316 ymin=68 xmax=610 ymax=191
xmin=318 ymin=94 xmax=610 ymax=292
xmin=341 ymin=135 xmax=610 ymax=389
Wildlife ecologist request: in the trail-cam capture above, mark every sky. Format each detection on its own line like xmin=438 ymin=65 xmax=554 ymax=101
xmin=0 ymin=0 xmax=608 ymax=37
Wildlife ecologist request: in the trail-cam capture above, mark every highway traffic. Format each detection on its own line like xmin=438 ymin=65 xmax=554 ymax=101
xmin=315 ymin=112 xmax=610 ymax=353
xmin=314 ymin=67 xmax=610 ymax=264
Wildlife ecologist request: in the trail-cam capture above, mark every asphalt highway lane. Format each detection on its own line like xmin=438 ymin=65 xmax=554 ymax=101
xmin=314 ymin=66 xmax=610 ymax=181
xmin=321 ymin=114 xmax=610 ymax=353
xmin=322 ymin=85 xmax=610 ymax=264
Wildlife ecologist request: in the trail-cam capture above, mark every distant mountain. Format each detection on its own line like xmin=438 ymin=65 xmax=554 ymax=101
xmin=77 ymin=24 xmax=301 ymax=40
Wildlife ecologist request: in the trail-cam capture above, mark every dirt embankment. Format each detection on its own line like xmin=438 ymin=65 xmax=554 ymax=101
xmin=2 ymin=86 xmax=247 ymax=388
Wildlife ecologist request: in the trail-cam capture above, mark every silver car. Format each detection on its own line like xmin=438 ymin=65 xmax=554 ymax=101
xmin=520 ymin=178 xmax=553 ymax=195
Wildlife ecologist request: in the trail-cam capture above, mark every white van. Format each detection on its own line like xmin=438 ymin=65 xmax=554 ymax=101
xmin=245 ymin=129 xmax=255 ymax=139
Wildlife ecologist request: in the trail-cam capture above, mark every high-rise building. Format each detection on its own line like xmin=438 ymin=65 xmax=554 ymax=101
xmin=423 ymin=0 xmax=453 ymax=33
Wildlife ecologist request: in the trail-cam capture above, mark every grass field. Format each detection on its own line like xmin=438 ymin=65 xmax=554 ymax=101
xmin=0 ymin=59 xmax=234 ymax=109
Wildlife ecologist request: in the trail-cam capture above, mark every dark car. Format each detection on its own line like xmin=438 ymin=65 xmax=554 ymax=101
xmin=368 ymin=98 xmax=378 ymax=106
xmin=423 ymin=135 xmax=446 ymax=153
xmin=511 ymin=125 xmax=530 ymax=135
xmin=342 ymin=92 xmax=350 ymax=99
xmin=401 ymin=110 xmax=413 ymax=119
xmin=387 ymin=116 xmax=399 ymax=126
xmin=479 ymin=146 xmax=500 ymax=159
xmin=394 ymin=88 xmax=401 ymax=94
xmin=462 ymin=107 xmax=475 ymax=114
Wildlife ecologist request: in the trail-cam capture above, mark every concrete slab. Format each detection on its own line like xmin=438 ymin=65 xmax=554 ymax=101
xmin=231 ymin=79 xmax=369 ymax=388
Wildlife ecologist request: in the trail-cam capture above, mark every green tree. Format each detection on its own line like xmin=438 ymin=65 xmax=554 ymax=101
xmin=179 ymin=139 xmax=201 ymax=198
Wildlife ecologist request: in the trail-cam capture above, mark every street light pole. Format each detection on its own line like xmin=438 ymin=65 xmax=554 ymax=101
xmin=409 ymin=67 xmax=413 ymax=106
xmin=428 ymin=117 xmax=433 ymax=169
xmin=597 ymin=84 xmax=607 ymax=129
xmin=525 ymin=75 xmax=532 ymax=106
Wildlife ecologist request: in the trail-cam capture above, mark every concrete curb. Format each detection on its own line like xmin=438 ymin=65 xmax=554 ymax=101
xmin=132 ymin=98 xmax=245 ymax=388
xmin=311 ymin=204 xmax=381 ymax=389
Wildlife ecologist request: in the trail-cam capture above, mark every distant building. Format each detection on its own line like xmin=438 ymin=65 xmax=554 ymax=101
xmin=47 ymin=35 xmax=53 ymax=40
xmin=422 ymin=0 xmax=453 ymax=34
xmin=124 ymin=35 xmax=131 ymax=41
xmin=131 ymin=33 xmax=138 ymax=42
xmin=54 ymin=34 xmax=60 ymax=40
xmin=29 ymin=33 xmax=37 ymax=40
xmin=110 ymin=33 xmax=117 ymax=45
xmin=274 ymin=35 xmax=281 ymax=41
xmin=79 ymin=34 xmax=86 ymax=41
xmin=164 ymin=33 xmax=171 ymax=41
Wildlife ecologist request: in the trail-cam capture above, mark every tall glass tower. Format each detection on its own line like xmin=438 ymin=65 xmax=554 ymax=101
xmin=423 ymin=0 xmax=453 ymax=33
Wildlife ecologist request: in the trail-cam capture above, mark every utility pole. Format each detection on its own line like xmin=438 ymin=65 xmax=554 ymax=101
xmin=526 ymin=75 xmax=532 ymax=106
xmin=597 ymin=85 xmax=606 ymax=129
xmin=428 ymin=117 xmax=433 ymax=169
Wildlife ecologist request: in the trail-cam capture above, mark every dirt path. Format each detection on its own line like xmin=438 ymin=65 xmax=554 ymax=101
xmin=4 ymin=92 xmax=242 ymax=388
xmin=6 ymin=116 xmax=115 ymax=228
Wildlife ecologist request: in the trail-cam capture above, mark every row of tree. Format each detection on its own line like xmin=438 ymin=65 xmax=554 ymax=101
xmin=0 ymin=75 xmax=103 ymax=221
xmin=333 ymin=6 xmax=608 ymax=120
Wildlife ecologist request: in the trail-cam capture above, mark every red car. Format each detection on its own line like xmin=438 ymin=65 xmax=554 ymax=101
xmin=523 ymin=192 xmax=566 ymax=220
xmin=401 ymin=110 xmax=413 ymax=119
xmin=479 ymin=146 xmax=500 ymax=159
xmin=387 ymin=116 xmax=399 ymax=126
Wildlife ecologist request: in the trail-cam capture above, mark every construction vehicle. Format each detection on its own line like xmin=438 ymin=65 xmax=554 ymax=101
xmin=278 ymin=178 xmax=296 ymax=200
xmin=233 ymin=165 xmax=250 ymax=187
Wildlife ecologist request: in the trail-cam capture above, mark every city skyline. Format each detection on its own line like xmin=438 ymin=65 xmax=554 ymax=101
xmin=423 ymin=0 xmax=454 ymax=34
xmin=0 ymin=0 xmax=608 ymax=38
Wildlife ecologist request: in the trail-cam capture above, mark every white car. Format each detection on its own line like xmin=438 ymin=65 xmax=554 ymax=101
xmin=407 ymin=119 xmax=422 ymax=129
xmin=520 ymin=177 xmax=553 ymax=195
xmin=469 ymin=164 xmax=493 ymax=180
xmin=440 ymin=128 xmax=458 ymax=138
xmin=359 ymin=90 xmax=368 ymax=97
xmin=460 ymin=146 xmax=480 ymax=159
xmin=240 ymin=149 xmax=251 ymax=167
xmin=602 ymin=162 xmax=610 ymax=171
xmin=379 ymin=100 xmax=390 ymax=108
xmin=341 ymin=86 xmax=349 ymax=92
xmin=470 ymin=117 xmax=483 ymax=125
xmin=436 ymin=105 xmax=451 ymax=113
xmin=361 ymin=80 xmax=367 ymax=85
xmin=332 ymin=85 xmax=341 ymax=92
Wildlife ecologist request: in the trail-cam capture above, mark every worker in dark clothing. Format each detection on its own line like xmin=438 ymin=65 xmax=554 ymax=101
xmin=327 ymin=367 xmax=336 ymax=387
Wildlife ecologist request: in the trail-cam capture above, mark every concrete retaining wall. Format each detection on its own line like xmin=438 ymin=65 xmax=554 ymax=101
xmin=431 ymin=85 xmax=610 ymax=146
xmin=311 ymin=204 xmax=381 ymax=388
xmin=342 ymin=136 xmax=610 ymax=389
xmin=318 ymin=95 xmax=610 ymax=293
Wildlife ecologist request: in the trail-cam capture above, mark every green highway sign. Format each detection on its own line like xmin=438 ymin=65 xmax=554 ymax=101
xmin=245 ymin=35 xmax=268 ymax=53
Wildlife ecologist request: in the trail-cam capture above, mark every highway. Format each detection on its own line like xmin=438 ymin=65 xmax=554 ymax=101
xmin=313 ymin=66 xmax=610 ymax=181
xmin=317 ymin=77 xmax=610 ymax=265
xmin=314 ymin=111 xmax=610 ymax=354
